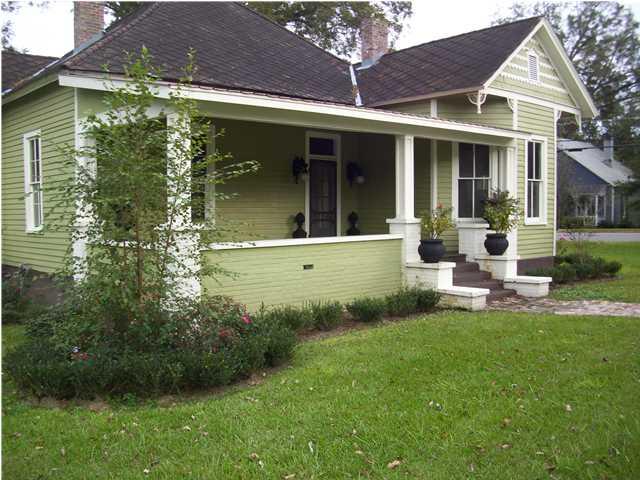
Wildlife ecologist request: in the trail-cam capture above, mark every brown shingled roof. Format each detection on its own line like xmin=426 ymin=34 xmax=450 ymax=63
xmin=355 ymin=17 xmax=542 ymax=106
xmin=2 ymin=50 xmax=58 ymax=92
xmin=62 ymin=2 xmax=356 ymax=105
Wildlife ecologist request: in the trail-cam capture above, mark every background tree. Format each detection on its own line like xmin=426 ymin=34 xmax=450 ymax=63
xmin=1 ymin=1 xmax=48 ymax=50
xmin=106 ymin=1 xmax=413 ymax=58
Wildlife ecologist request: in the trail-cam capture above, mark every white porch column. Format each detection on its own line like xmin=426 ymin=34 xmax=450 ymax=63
xmin=505 ymin=145 xmax=518 ymax=256
xmin=387 ymin=134 xmax=420 ymax=264
xmin=72 ymin=121 xmax=96 ymax=281
xmin=166 ymin=112 xmax=201 ymax=298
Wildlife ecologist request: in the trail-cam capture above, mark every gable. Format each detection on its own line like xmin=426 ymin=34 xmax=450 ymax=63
xmin=489 ymin=33 xmax=576 ymax=108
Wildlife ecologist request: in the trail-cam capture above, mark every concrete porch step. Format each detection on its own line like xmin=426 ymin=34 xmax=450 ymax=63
xmin=453 ymin=270 xmax=491 ymax=282
xmin=452 ymin=261 xmax=480 ymax=273
xmin=443 ymin=254 xmax=467 ymax=264
xmin=455 ymin=279 xmax=504 ymax=291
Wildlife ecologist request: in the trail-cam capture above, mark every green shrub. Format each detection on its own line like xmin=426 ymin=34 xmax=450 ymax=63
xmin=308 ymin=301 xmax=343 ymax=331
xmin=263 ymin=304 xmax=313 ymax=332
xmin=603 ymin=260 xmax=622 ymax=275
xmin=347 ymin=297 xmax=386 ymax=323
xmin=5 ymin=295 xmax=298 ymax=399
xmin=385 ymin=287 xmax=440 ymax=317
xmin=529 ymin=252 xmax=622 ymax=285
xmin=415 ymin=288 xmax=441 ymax=312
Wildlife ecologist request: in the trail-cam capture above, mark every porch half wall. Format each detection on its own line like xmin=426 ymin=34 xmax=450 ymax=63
xmin=202 ymin=237 xmax=402 ymax=310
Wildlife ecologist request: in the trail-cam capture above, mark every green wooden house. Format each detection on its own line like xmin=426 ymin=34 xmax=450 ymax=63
xmin=1 ymin=2 xmax=597 ymax=310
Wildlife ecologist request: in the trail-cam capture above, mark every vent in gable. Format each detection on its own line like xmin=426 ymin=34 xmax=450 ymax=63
xmin=528 ymin=52 xmax=539 ymax=82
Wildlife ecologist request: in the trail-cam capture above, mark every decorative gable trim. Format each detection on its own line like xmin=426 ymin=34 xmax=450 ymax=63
xmin=483 ymin=18 xmax=597 ymax=118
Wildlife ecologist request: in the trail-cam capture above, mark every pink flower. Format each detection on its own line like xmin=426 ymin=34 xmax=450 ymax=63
xmin=242 ymin=314 xmax=251 ymax=325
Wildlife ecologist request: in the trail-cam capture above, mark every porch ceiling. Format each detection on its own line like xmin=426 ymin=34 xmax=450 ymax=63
xmin=60 ymin=73 xmax=528 ymax=146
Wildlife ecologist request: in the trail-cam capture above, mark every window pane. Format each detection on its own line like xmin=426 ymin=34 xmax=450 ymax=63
xmin=474 ymin=179 xmax=489 ymax=218
xmin=33 ymin=187 xmax=42 ymax=227
xmin=459 ymin=143 xmax=474 ymax=177
xmin=458 ymin=179 xmax=473 ymax=217
xmin=527 ymin=142 xmax=534 ymax=179
xmin=534 ymin=143 xmax=542 ymax=179
xmin=475 ymin=145 xmax=490 ymax=177
xmin=191 ymin=142 xmax=207 ymax=222
xmin=528 ymin=181 xmax=540 ymax=218
xmin=309 ymin=137 xmax=335 ymax=156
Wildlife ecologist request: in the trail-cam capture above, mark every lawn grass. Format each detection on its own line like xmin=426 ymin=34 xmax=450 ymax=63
xmin=3 ymin=311 xmax=640 ymax=479
xmin=551 ymin=241 xmax=640 ymax=303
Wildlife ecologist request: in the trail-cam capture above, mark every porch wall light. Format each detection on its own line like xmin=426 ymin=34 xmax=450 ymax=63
xmin=292 ymin=156 xmax=308 ymax=183
xmin=347 ymin=162 xmax=365 ymax=187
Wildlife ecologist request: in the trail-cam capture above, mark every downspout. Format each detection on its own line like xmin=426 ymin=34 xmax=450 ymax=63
xmin=349 ymin=65 xmax=363 ymax=107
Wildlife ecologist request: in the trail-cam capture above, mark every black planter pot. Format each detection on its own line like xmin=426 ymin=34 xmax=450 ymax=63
xmin=418 ymin=239 xmax=446 ymax=263
xmin=484 ymin=233 xmax=509 ymax=256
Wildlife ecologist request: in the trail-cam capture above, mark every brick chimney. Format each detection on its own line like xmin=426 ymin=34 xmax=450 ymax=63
xmin=360 ymin=17 xmax=389 ymax=68
xmin=74 ymin=2 xmax=105 ymax=50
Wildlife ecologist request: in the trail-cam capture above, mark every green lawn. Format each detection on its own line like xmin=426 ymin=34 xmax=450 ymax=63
xmin=4 ymin=311 xmax=640 ymax=479
xmin=551 ymin=241 xmax=640 ymax=303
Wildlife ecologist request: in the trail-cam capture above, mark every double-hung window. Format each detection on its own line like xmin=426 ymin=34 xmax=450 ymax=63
xmin=23 ymin=131 xmax=43 ymax=232
xmin=458 ymin=143 xmax=490 ymax=219
xmin=526 ymin=140 xmax=545 ymax=222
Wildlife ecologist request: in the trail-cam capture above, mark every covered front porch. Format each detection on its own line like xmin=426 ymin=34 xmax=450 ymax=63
xmin=186 ymin=92 xmax=527 ymax=309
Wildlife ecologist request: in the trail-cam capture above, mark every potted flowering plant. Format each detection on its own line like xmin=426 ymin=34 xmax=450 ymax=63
xmin=418 ymin=204 xmax=454 ymax=263
xmin=482 ymin=190 xmax=521 ymax=255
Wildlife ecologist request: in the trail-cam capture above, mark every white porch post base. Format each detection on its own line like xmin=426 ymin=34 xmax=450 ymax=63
xmin=439 ymin=287 xmax=489 ymax=311
xmin=457 ymin=222 xmax=490 ymax=261
xmin=387 ymin=218 xmax=421 ymax=265
xmin=167 ymin=230 xmax=202 ymax=299
xmin=504 ymin=276 xmax=551 ymax=298
xmin=475 ymin=253 xmax=519 ymax=280
xmin=405 ymin=261 xmax=455 ymax=289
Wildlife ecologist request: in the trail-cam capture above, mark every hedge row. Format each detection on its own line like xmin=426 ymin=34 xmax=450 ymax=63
xmin=527 ymin=253 xmax=621 ymax=284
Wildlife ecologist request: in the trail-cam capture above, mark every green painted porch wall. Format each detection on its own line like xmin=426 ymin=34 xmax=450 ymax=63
xmin=516 ymin=101 xmax=555 ymax=259
xmin=438 ymin=96 xmax=513 ymax=130
xmin=1 ymin=84 xmax=75 ymax=273
xmin=202 ymin=239 xmax=403 ymax=310
xmin=213 ymin=119 xmax=430 ymax=239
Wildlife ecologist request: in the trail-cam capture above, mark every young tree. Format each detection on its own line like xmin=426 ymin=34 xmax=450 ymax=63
xmin=51 ymin=48 xmax=258 ymax=338
xmin=106 ymin=1 xmax=413 ymax=59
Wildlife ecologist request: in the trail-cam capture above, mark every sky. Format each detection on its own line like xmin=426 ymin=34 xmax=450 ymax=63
xmin=5 ymin=0 xmax=640 ymax=59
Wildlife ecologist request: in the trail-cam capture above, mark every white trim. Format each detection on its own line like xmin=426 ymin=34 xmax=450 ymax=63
xmin=523 ymin=135 xmax=548 ymax=226
xmin=508 ymin=61 xmax=561 ymax=82
xmin=498 ymin=71 xmax=569 ymax=94
xmin=23 ymin=129 xmax=43 ymax=233
xmin=305 ymin=130 xmax=341 ymax=236
xmin=484 ymin=87 xmax=580 ymax=116
xmin=209 ymin=233 xmax=403 ymax=250
xmin=430 ymin=139 xmax=438 ymax=209
xmin=391 ymin=134 xmax=416 ymax=221
xmin=58 ymin=73 xmax=531 ymax=141
xmin=430 ymin=99 xmax=438 ymax=117
xmin=348 ymin=65 xmax=363 ymax=107
xmin=451 ymin=142 xmax=459 ymax=220
xmin=205 ymin=123 xmax=216 ymax=222
xmin=553 ymin=107 xmax=558 ymax=255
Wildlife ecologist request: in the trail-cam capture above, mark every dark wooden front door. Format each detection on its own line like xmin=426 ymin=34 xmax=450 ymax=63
xmin=309 ymin=159 xmax=337 ymax=237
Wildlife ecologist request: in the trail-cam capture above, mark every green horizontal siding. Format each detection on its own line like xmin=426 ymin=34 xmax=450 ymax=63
xmin=517 ymin=101 xmax=556 ymax=259
xmin=438 ymin=96 xmax=513 ymax=130
xmin=202 ymin=239 xmax=403 ymax=310
xmin=1 ymin=84 xmax=75 ymax=273
xmin=435 ymin=141 xmax=457 ymax=254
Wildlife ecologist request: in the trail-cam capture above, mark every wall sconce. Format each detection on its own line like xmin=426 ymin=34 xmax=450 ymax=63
xmin=292 ymin=156 xmax=308 ymax=183
xmin=346 ymin=162 xmax=365 ymax=186
xmin=347 ymin=211 xmax=360 ymax=235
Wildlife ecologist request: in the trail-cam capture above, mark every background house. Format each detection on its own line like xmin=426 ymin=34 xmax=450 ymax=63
xmin=557 ymin=138 xmax=634 ymax=226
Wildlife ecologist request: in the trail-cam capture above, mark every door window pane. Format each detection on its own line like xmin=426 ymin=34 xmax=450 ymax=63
xmin=475 ymin=145 xmax=490 ymax=177
xmin=309 ymin=137 xmax=335 ymax=156
xmin=459 ymin=143 xmax=474 ymax=177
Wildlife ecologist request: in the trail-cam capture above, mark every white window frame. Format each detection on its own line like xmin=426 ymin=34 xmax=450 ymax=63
xmin=524 ymin=136 xmax=548 ymax=225
xmin=304 ymin=131 xmax=341 ymax=236
xmin=452 ymin=142 xmax=493 ymax=222
xmin=527 ymin=50 xmax=540 ymax=83
xmin=23 ymin=130 xmax=44 ymax=233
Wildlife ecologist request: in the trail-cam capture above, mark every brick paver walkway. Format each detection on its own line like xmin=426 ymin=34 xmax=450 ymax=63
xmin=488 ymin=296 xmax=640 ymax=317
